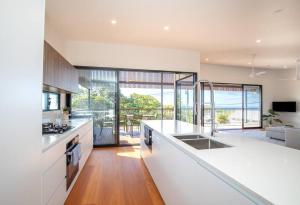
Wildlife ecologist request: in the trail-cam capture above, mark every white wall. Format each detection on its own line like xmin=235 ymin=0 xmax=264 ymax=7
xmin=45 ymin=22 xmax=200 ymax=73
xmin=63 ymin=41 xmax=200 ymax=73
xmin=200 ymin=63 xmax=300 ymax=127
xmin=271 ymin=69 xmax=300 ymax=127
xmin=44 ymin=15 xmax=66 ymax=56
xmin=0 ymin=0 xmax=44 ymax=204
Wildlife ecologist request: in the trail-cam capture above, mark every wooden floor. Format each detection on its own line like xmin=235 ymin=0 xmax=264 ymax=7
xmin=65 ymin=146 xmax=165 ymax=205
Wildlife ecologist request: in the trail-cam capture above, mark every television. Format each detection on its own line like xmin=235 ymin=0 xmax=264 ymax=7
xmin=272 ymin=101 xmax=296 ymax=112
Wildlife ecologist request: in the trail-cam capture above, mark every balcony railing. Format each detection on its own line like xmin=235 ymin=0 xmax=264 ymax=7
xmin=72 ymin=108 xmax=174 ymax=135
xmin=203 ymin=108 xmax=261 ymax=129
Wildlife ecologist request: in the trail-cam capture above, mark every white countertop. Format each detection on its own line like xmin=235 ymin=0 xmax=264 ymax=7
xmin=42 ymin=118 xmax=92 ymax=153
xmin=142 ymin=120 xmax=300 ymax=205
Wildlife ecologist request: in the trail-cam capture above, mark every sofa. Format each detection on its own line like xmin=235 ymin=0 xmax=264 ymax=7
xmin=266 ymin=126 xmax=285 ymax=141
xmin=285 ymin=128 xmax=300 ymax=150
xmin=266 ymin=126 xmax=300 ymax=150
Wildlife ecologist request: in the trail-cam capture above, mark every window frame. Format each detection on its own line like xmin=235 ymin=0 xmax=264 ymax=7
xmin=42 ymin=91 xmax=61 ymax=112
xmin=200 ymin=82 xmax=263 ymax=130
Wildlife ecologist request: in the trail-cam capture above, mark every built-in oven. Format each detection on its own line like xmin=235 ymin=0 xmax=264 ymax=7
xmin=144 ymin=125 xmax=153 ymax=147
xmin=66 ymin=135 xmax=80 ymax=190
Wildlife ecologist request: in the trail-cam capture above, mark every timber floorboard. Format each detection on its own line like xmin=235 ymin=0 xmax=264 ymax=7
xmin=65 ymin=146 xmax=165 ymax=205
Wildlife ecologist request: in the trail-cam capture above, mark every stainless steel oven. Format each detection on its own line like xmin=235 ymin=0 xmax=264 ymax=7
xmin=66 ymin=135 xmax=80 ymax=190
xmin=144 ymin=125 xmax=153 ymax=146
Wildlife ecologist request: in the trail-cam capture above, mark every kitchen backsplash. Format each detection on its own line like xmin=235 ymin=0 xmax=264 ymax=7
xmin=42 ymin=93 xmax=66 ymax=123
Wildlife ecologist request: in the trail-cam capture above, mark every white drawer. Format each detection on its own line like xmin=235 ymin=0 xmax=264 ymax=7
xmin=43 ymin=155 xmax=66 ymax=204
xmin=46 ymin=179 xmax=67 ymax=205
xmin=79 ymin=129 xmax=93 ymax=170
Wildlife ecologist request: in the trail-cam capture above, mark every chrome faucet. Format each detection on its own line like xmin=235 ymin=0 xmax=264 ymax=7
xmin=193 ymin=80 xmax=217 ymax=137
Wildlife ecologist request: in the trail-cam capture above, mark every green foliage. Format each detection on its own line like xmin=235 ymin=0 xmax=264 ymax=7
xmin=120 ymin=93 xmax=161 ymax=117
xmin=72 ymin=86 xmax=89 ymax=110
xmin=216 ymin=112 xmax=230 ymax=124
xmin=72 ymin=86 xmax=175 ymax=128
xmin=90 ymin=87 xmax=115 ymax=110
xmin=262 ymin=109 xmax=283 ymax=126
xmin=72 ymin=86 xmax=116 ymax=111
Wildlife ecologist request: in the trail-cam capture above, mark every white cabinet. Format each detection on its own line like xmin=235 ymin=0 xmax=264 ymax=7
xmin=42 ymin=155 xmax=66 ymax=205
xmin=79 ymin=127 xmax=93 ymax=171
xmin=42 ymin=120 xmax=93 ymax=205
xmin=140 ymin=123 xmax=255 ymax=205
xmin=46 ymin=180 xmax=66 ymax=205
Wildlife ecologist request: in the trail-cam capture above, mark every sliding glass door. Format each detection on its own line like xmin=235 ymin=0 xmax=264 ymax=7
xmin=243 ymin=85 xmax=262 ymax=128
xmin=119 ymin=71 xmax=162 ymax=146
xmin=201 ymin=83 xmax=262 ymax=130
xmin=72 ymin=68 xmax=196 ymax=147
xmin=202 ymin=83 xmax=243 ymax=129
xmin=118 ymin=71 xmax=177 ymax=146
xmin=72 ymin=70 xmax=118 ymax=146
xmin=175 ymin=74 xmax=197 ymax=124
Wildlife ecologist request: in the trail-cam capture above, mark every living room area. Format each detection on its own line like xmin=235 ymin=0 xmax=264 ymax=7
xmin=200 ymin=63 xmax=300 ymax=150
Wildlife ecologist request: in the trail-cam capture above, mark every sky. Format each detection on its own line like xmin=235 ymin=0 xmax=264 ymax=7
xmin=204 ymin=90 xmax=260 ymax=109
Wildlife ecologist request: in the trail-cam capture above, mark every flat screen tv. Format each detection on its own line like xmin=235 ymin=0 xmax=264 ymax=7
xmin=272 ymin=101 xmax=296 ymax=112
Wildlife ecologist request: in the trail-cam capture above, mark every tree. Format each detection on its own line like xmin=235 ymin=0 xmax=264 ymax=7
xmin=90 ymin=87 xmax=115 ymax=110
xmin=72 ymin=86 xmax=117 ymax=111
xmin=120 ymin=93 xmax=161 ymax=116
xmin=72 ymin=86 xmax=89 ymax=110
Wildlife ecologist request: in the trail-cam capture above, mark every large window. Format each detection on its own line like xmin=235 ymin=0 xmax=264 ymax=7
xmin=71 ymin=68 xmax=195 ymax=147
xmin=243 ymin=85 xmax=262 ymax=128
xmin=72 ymin=70 xmax=118 ymax=146
xmin=175 ymin=74 xmax=197 ymax=124
xmin=201 ymin=83 xmax=262 ymax=129
xmin=162 ymin=73 xmax=175 ymax=120
xmin=72 ymin=85 xmax=89 ymax=111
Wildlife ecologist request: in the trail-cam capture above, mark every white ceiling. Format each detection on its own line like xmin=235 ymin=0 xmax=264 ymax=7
xmin=46 ymin=0 xmax=300 ymax=69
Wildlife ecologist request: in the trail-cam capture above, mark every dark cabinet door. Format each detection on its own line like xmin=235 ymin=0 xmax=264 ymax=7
xmin=70 ymin=63 xmax=79 ymax=93
xmin=44 ymin=42 xmax=59 ymax=86
xmin=43 ymin=41 xmax=78 ymax=93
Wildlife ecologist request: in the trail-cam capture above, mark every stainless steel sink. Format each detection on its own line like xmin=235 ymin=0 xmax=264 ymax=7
xmin=173 ymin=135 xmax=205 ymax=140
xmin=181 ymin=138 xmax=231 ymax=150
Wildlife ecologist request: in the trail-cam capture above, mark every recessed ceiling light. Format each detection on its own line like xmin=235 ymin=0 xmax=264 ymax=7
xmin=256 ymin=39 xmax=262 ymax=43
xmin=283 ymin=65 xmax=287 ymax=69
xmin=163 ymin=26 xmax=170 ymax=31
xmin=205 ymin=58 xmax=209 ymax=61
xmin=111 ymin=19 xmax=117 ymax=25
xmin=248 ymin=62 xmax=252 ymax=65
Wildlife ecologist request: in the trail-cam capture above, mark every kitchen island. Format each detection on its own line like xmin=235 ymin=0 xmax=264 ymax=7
xmin=140 ymin=120 xmax=300 ymax=205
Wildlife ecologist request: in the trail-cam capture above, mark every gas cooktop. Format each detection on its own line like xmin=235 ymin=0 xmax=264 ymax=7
xmin=42 ymin=123 xmax=73 ymax=134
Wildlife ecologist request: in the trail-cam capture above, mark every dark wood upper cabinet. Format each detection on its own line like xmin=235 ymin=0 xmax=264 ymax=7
xmin=43 ymin=41 xmax=78 ymax=93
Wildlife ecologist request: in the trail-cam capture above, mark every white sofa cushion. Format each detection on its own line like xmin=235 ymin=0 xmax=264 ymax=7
xmin=285 ymin=128 xmax=300 ymax=150
xmin=266 ymin=126 xmax=285 ymax=141
xmin=265 ymin=126 xmax=285 ymax=133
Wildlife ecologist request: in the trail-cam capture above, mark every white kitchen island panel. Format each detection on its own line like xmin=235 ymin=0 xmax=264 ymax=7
xmin=141 ymin=120 xmax=300 ymax=205
xmin=141 ymin=125 xmax=255 ymax=205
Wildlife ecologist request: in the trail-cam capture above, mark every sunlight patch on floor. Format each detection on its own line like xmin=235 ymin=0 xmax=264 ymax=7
xmin=116 ymin=146 xmax=141 ymax=159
